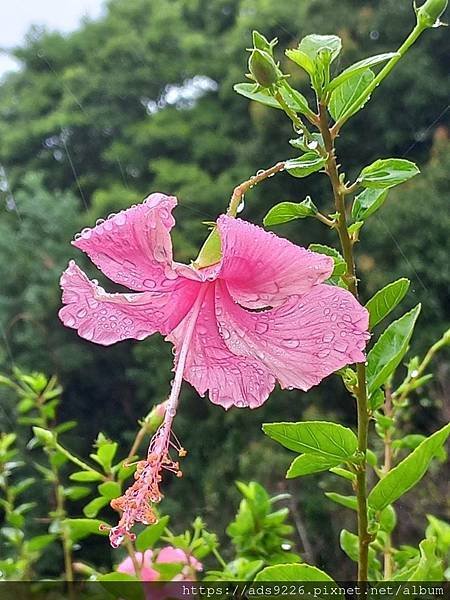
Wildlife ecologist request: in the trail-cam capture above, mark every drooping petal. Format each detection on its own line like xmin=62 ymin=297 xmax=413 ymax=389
xmin=167 ymin=283 xmax=275 ymax=409
xmin=215 ymin=281 xmax=369 ymax=391
xmin=216 ymin=215 xmax=333 ymax=309
xmin=59 ymin=261 xmax=200 ymax=345
xmin=73 ymin=193 xmax=180 ymax=292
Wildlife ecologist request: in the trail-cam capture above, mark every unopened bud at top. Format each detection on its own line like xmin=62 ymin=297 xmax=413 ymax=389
xmin=416 ymin=0 xmax=448 ymax=27
xmin=248 ymin=49 xmax=281 ymax=88
xmin=252 ymin=30 xmax=277 ymax=56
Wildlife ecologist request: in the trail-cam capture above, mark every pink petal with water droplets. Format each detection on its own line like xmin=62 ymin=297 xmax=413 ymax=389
xmin=117 ymin=550 xmax=159 ymax=581
xmin=167 ymin=284 xmax=275 ymax=409
xmin=216 ymin=216 xmax=333 ymax=309
xmin=59 ymin=261 xmax=200 ymax=345
xmin=73 ymin=193 xmax=180 ymax=292
xmin=216 ymin=281 xmax=369 ymax=391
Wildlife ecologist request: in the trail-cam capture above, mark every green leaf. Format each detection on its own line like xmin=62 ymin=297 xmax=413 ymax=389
xmin=329 ymin=69 xmax=374 ymax=121
xmin=325 ymin=493 xmax=357 ymax=510
xmin=426 ymin=515 xmax=450 ymax=554
xmin=69 ymin=470 xmax=104 ymax=482
xmin=365 ymin=278 xmax=410 ymax=329
xmin=329 ymin=467 xmax=356 ymax=482
xmin=408 ymin=538 xmax=444 ymax=581
xmin=99 ymin=572 xmax=144 ymax=600
xmin=264 ymin=197 xmax=318 ymax=226
xmin=339 ymin=530 xmax=381 ymax=576
xmin=91 ymin=442 xmax=118 ymax=472
xmin=135 ymin=515 xmax=170 ymax=552
xmin=233 ymin=83 xmax=311 ymax=116
xmin=328 ymin=52 xmax=398 ymax=91
xmin=98 ymin=481 xmax=121 ymax=500
xmin=287 ymin=454 xmax=340 ymax=478
xmin=351 ymin=188 xmax=389 ymax=221
xmin=368 ymin=423 xmax=450 ymax=511
xmin=358 ymin=158 xmax=420 ymax=189
xmin=366 ymin=304 xmax=421 ymax=394
xmin=152 ymin=561 xmax=184 ymax=580
xmin=262 ymin=421 xmax=358 ymax=462
xmin=309 ymin=244 xmax=346 ymax=277
xmin=255 ymin=563 xmax=335 ymax=582
xmin=233 ymin=83 xmax=279 ymax=108
xmin=83 ymin=496 xmax=110 ymax=518
xmin=62 ymin=518 xmax=108 ymax=542
xmin=286 ymin=153 xmax=327 ymax=178
xmin=286 ymin=35 xmax=342 ymax=75
xmin=379 ymin=505 xmax=397 ymax=534
xmin=64 ymin=486 xmax=91 ymax=501
xmin=26 ymin=534 xmax=56 ymax=553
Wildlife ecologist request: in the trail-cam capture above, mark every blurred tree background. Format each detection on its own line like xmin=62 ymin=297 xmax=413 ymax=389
xmin=0 ymin=0 xmax=448 ymax=578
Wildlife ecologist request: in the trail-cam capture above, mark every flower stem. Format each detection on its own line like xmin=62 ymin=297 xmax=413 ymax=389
xmin=333 ymin=22 xmax=427 ymax=132
xmin=317 ymin=102 xmax=370 ymax=581
xmin=227 ymin=162 xmax=285 ymax=217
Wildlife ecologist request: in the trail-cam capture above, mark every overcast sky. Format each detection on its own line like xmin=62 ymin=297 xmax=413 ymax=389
xmin=0 ymin=0 xmax=105 ymax=77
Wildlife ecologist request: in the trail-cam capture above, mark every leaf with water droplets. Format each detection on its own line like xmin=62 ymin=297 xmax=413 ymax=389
xmin=264 ymin=197 xmax=318 ymax=226
xmin=263 ymin=421 xmax=358 ymax=462
xmin=358 ymin=158 xmax=420 ymax=190
xmin=286 ymin=153 xmax=327 ymax=178
xmin=365 ymin=278 xmax=410 ymax=329
xmin=328 ymin=52 xmax=398 ymax=91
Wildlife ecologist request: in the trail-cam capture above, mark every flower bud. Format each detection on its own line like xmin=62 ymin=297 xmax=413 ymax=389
xmin=146 ymin=400 xmax=168 ymax=434
xmin=33 ymin=426 xmax=56 ymax=447
xmin=416 ymin=0 xmax=448 ymax=27
xmin=193 ymin=227 xmax=221 ymax=269
xmin=252 ymin=31 xmax=277 ymax=55
xmin=248 ymin=49 xmax=280 ymax=88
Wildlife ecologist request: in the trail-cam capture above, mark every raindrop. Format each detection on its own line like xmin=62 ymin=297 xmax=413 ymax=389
xmin=322 ymin=332 xmax=334 ymax=343
xmin=255 ymin=322 xmax=269 ymax=334
xmin=281 ymin=339 xmax=300 ymax=349
xmin=115 ymin=212 xmax=127 ymax=226
xmin=65 ymin=315 xmax=76 ymax=327
xmin=317 ymin=349 xmax=330 ymax=358
xmin=143 ymin=279 xmax=156 ymax=289
xmin=96 ymin=218 xmax=105 ymax=226
xmin=221 ymin=328 xmax=231 ymax=340
xmin=237 ymin=198 xmax=245 ymax=213
xmin=334 ymin=341 xmax=348 ymax=353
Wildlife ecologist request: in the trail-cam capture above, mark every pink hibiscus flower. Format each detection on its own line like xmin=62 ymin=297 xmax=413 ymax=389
xmin=117 ymin=546 xmax=202 ymax=581
xmin=59 ymin=193 xmax=369 ymax=546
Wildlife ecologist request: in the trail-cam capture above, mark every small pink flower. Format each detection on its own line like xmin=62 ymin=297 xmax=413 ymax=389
xmin=117 ymin=546 xmax=202 ymax=582
xmin=118 ymin=550 xmax=159 ymax=581
xmin=59 ymin=193 xmax=369 ymax=546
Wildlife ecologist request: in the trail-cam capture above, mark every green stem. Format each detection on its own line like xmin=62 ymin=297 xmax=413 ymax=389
xmin=55 ymin=442 xmax=104 ymax=477
xmin=394 ymin=328 xmax=450 ymax=404
xmin=318 ymin=101 xmax=370 ymax=581
xmin=334 ymin=22 xmax=426 ymax=132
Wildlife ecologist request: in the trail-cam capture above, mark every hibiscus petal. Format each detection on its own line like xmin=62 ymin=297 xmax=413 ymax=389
xmin=73 ymin=193 xmax=180 ymax=292
xmin=59 ymin=261 xmax=200 ymax=345
xmin=216 ymin=216 xmax=333 ymax=308
xmin=167 ymin=284 xmax=275 ymax=409
xmin=216 ymin=282 xmax=369 ymax=391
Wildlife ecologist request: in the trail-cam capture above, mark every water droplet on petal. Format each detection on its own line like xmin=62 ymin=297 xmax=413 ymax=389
xmin=255 ymin=322 xmax=269 ymax=334
xmin=281 ymin=339 xmax=300 ymax=349
xmin=143 ymin=279 xmax=156 ymax=289
xmin=221 ymin=328 xmax=230 ymax=340
xmin=334 ymin=341 xmax=348 ymax=353
xmin=76 ymin=309 xmax=87 ymax=318
xmin=322 ymin=332 xmax=335 ymax=343
xmin=115 ymin=212 xmax=127 ymax=226
xmin=317 ymin=349 xmax=330 ymax=358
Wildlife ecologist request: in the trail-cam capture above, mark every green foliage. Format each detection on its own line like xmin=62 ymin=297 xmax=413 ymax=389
xmin=255 ymin=563 xmax=335 ymax=582
xmin=368 ymin=423 xmax=450 ymax=511
xmin=263 ymin=197 xmax=317 ymax=226
xmin=226 ymin=482 xmax=298 ymax=565
xmin=285 ymin=154 xmax=327 ymax=178
xmin=358 ymin=159 xmax=420 ymax=190
xmin=365 ymin=278 xmax=410 ymax=329
xmin=366 ymin=304 xmax=421 ymax=396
